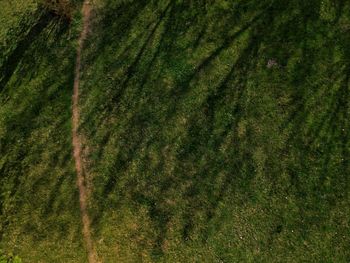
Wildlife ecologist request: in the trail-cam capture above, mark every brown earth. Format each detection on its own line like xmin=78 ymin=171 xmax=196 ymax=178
xmin=72 ymin=1 xmax=99 ymax=262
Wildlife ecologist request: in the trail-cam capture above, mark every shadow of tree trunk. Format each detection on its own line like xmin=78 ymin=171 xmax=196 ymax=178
xmin=0 ymin=10 xmax=56 ymax=91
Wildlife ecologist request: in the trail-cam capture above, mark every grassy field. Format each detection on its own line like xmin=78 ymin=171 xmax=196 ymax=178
xmin=0 ymin=1 xmax=86 ymax=261
xmin=1 ymin=0 xmax=350 ymax=262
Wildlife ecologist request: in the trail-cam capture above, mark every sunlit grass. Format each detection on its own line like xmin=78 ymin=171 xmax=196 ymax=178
xmin=1 ymin=0 xmax=350 ymax=262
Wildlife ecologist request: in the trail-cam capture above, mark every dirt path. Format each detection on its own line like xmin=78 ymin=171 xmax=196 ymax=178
xmin=72 ymin=1 xmax=99 ymax=262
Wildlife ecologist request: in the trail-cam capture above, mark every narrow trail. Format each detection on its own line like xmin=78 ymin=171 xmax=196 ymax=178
xmin=72 ymin=1 xmax=99 ymax=262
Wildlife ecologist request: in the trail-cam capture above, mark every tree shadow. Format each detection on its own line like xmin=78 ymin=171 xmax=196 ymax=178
xmin=0 ymin=10 xmax=67 ymax=91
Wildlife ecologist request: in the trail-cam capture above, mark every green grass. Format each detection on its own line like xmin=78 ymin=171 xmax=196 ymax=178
xmin=1 ymin=0 xmax=350 ymax=262
xmin=0 ymin=0 xmax=37 ymax=42
xmin=0 ymin=1 xmax=86 ymax=262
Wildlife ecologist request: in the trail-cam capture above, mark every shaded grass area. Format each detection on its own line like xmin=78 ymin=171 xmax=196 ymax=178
xmin=0 ymin=3 xmax=87 ymax=262
xmin=79 ymin=0 xmax=350 ymax=262
xmin=0 ymin=0 xmax=37 ymax=42
xmin=0 ymin=11 xmax=55 ymax=90
xmin=0 ymin=0 xmax=349 ymax=262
